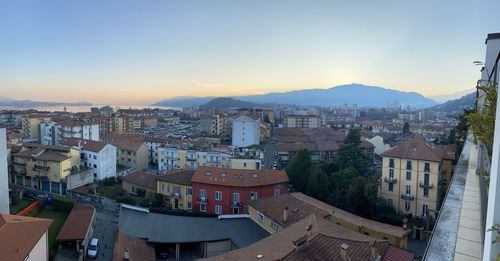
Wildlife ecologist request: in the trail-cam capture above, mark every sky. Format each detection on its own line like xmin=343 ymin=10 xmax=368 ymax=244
xmin=0 ymin=1 xmax=499 ymax=105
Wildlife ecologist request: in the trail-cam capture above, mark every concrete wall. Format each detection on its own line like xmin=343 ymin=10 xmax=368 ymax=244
xmin=0 ymin=128 xmax=9 ymax=214
xmin=27 ymin=231 xmax=49 ymax=261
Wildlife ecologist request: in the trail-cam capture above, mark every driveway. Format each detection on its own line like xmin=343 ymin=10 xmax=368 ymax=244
xmin=89 ymin=208 xmax=118 ymax=261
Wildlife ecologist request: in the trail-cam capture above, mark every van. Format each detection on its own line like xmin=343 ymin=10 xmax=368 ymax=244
xmin=87 ymin=238 xmax=99 ymax=258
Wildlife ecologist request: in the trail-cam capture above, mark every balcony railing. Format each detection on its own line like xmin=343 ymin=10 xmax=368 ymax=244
xmin=198 ymin=197 xmax=208 ymax=204
xmin=400 ymin=193 xmax=415 ymax=201
xmin=12 ymin=161 xmax=26 ymax=166
xmin=173 ymin=192 xmax=181 ymax=199
xmin=419 ymin=182 xmax=434 ymax=189
xmin=230 ymin=201 xmax=242 ymax=208
xmin=33 ymin=165 xmax=50 ymax=171
xmin=383 ymin=177 xmax=397 ymax=184
xmin=186 ymin=158 xmax=197 ymax=161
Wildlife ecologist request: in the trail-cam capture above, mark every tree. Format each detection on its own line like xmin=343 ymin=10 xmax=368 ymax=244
xmin=336 ymin=129 xmax=368 ymax=174
xmin=286 ymin=149 xmax=312 ymax=193
xmin=446 ymin=128 xmax=457 ymax=145
xmin=307 ymin=167 xmax=330 ymax=202
xmin=403 ymin=122 xmax=410 ymax=134
xmin=467 ymin=82 xmax=496 ymax=155
xmin=328 ymin=167 xmax=358 ymax=209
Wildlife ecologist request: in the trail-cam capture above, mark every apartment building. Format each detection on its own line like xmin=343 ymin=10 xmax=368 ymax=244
xmin=248 ymin=193 xmax=410 ymax=249
xmin=191 ymin=167 xmax=288 ymax=215
xmin=21 ymin=115 xmax=51 ymax=141
xmin=114 ymin=115 xmax=134 ymax=134
xmin=0 ymin=214 xmax=53 ymax=261
xmin=283 ymin=114 xmax=322 ymax=128
xmin=232 ymin=115 xmax=260 ymax=148
xmin=144 ymin=136 xmax=165 ymax=166
xmin=63 ymin=138 xmax=117 ymax=180
xmin=102 ymin=134 xmax=149 ymax=171
xmin=379 ymin=137 xmax=453 ymax=218
xmin=157 ymin=169 xmax=195 ymax=211
xmin=0 ymin=128 xmax=8 ymax=214
xmin=122 ymin=171 xmax=157 ymax=199
xmin=157 ymin=147 xmax=232 ymax=171
xmin=39 ymin=118 xmax=99 ymax=145
xmin=11 ymin=144 xmax=81 ymax=194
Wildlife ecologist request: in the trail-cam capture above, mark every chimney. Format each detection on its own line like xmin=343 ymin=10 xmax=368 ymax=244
xmin=283 ymin=207 xmax=289 ymax=223
xmin=340 ymin=243 xmax=349 ymax=261
xmin=370 ymin=241 xmax=377 ymax=259
xmin=124 ymin=248 xmax=130 ymax=260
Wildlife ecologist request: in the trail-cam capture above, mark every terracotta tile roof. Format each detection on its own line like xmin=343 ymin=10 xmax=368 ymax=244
xmin=70 ymin=185 xmax=91 ymax=194
xmin=122 ymin=171 xmax=158 ymax=191
xmin=112 ymin=232 xmax=155 ymax=261
xmin=0 ymin=215 xmax=53 ymax=261
xmin=204 ymin=214 xmax=414 ymax=261
xmin=13 ymin=145 xmax=71 ymax=162
xmin=157 ymin=169 xmax=195 ymax=186
xmin=249 ymin=193 xmax=409 ymax=238
xmin=276 ymin=128 xmax=344 ymax=152
xmin=192 ymin=167 xmax=288 ymax=187
xmin=433 ymin=144 xmax=457 ymax=161
xmin=56 ymin=204 xmax=96 ymax=241
xmin=63 ymin=138 xmax=107 ymax=153
xmin=381 ymin=136 xmax=442 ymax=162
xmin=101 ymin=134 xmax=146 ymax=151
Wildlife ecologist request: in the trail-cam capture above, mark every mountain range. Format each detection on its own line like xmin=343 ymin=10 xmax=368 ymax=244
xmin=0 ymin=96 xmax=92 ymax=107
xmin=431 ymin=92 xmax=476 ymax=114
xmin=154 ymin=84 xmax=438 ymax=109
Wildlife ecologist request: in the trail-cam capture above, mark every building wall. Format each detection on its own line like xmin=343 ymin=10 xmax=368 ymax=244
xmin=192 ymin=182 xmax=286 ymax=215
xmin=27 ymin=231 xmax=49 ymax=261
xmin=81 ymin=145 xmax=117 ymax=180
xmin=157 ymin=181 xmax=193 ymax=211
xmin=0 ymin=128 xmax=9 ymax=214
xmin=248 ymin=205 xmax=281 ymax=234
xmin=117 ymin=145 xmax=148 ymax=171
xmin=229 ymin=158 xmax=261 ymax=170
xmin=380 ymin=156 xmax=440 ymax=218
xmin=158 ymin=148 xmax=232 ymax=171
xmin=232 ymin=117 xmax=260 ymax=148
xmin=122 ymin=181 xmax=156 ymax=199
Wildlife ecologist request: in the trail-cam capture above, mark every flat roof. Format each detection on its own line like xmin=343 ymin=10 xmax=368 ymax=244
xmin=119 ymin=207 xmax=269 ymax=248
xmin=56 ymin=204 xmax=96 ymax=241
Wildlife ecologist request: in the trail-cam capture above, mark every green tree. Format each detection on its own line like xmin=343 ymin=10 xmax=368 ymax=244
xmin=467 ymin=82 xmax=497 ymax=155
xmin=456 ymin=109 xmax=472 ymax=153
xmin=287 ymin=149 xmax=312 ymax=192
xmin=320 ymin=160 xmax=338 ymax=175
xmin=328 ymin=167 xmax=358 ymax=209
xmin=307 ymin=167 xmax=330 ymax=202
xmin=336 ymin=129 xmax=368 ymax=174
xmin=446 ymin=128 xmax=457 ymax=145
xmin=403 ymin=122 xmax=410 ymax=134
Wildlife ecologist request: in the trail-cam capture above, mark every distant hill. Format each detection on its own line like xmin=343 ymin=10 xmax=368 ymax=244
xmin=154 ymin=83 xmax=438 ymax=108
xmin=429 ymin=89 xmax=475 ymax=103
xmin=201 ymin=97 xmax=260 ymax=109
xmin=0 ymin=97 xmax=91 ymax=107
xmin=431 ymin=92 xmax=475 ymax=114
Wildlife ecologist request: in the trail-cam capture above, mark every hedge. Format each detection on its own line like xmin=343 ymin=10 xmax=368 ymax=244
xmin=52 ymin=197 xmax=74 ymax=213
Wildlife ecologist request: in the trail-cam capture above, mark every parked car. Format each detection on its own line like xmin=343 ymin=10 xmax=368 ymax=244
xmin=88 ymin=238 xmax=99 ymax=258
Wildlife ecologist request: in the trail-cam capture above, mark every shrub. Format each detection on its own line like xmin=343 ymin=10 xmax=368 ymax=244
xmin=52 ymin=197 xmax=74 ymax=213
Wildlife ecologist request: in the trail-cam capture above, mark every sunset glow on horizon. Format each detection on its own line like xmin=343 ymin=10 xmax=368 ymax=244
xmin=1 ymin=1 xmax=499 ymax=104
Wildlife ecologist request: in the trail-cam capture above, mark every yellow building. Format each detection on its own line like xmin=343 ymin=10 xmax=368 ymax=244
xmin=157 ymin=169 xmax=195 ymax=210
xmin=104 ymin=135 xmax=149 ymax=171
xmin=157 ymin=147 xmax=232 ymax=171
xmin=122 ymin=171 xmax=157 ymax=199
xmin=248 ymin=192 xmax=410 ymax=249
xmin=11 ymin=144 xmax=81 ymax=194
xmin=380 ymin=137 xmax=455 ymax=219
xmin=21 ymin=115 xmax=51 ymax=140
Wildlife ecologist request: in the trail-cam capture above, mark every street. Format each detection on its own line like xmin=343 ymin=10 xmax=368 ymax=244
xmin=90 ymin=208 xmax=119 ymax=261
xmin=263 ymin=135 xmax=277 ymax=170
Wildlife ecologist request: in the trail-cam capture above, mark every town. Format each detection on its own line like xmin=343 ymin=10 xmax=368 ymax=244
xmin=1 ymin=2 xmax=499 ymax=261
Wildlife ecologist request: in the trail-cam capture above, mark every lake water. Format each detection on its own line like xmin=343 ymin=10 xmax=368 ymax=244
xmin=0 ymin=105 xmax=181 ymax=113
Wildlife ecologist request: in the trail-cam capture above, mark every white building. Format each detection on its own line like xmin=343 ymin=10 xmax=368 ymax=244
xmin=64 ymin=139 xmax=117 ymax=180
xmin=232 ymin=115 xmax=260 ymax=148
xmin=0 ymin=128 xmax=9 ymax=214
xmin=40 ymin=119 xmax=99 ymax=145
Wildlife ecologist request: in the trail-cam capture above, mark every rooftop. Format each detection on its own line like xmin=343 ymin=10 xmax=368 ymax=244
xmin=380 ymin=136 xmax=442 ymax=162
xmin=0 ymin=215 xmax=53 ymax=261
xmin=122 ymin=171 xmax=158 ymax=191
xmin=112 ymin=232 xmax=155 ymax=261
xmin=157 ymin=169 xmax=195 ymax=186
xmin=63 ymin=138 xmax=108 ymax=153
xmin=192 ymin=166 xmax=289 ymax=187
xmin=56 ymin=204 xmax=96 ymax=241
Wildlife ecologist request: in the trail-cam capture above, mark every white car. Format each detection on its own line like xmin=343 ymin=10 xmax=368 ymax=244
xmin=88 ymin=238 xmax=99 ymax=258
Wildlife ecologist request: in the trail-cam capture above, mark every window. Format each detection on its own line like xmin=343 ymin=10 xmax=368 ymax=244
xmin=162 ymin=183 xmax=169 ymax=192
xmin=389 ymin=158 xmax=395 ymax=168
xmin=405 ymin=201 xmax=410 ymax=211
xmin=274 ymin=184 xmax=281 ymax=197
xmin=406 ymin=171 xmax=411 ymax=181
xmin=132 ymin=186 xmax=135 ymax=192
xmin=270 ymin=221 xmax=279 ymax=230
xmin=215 ymin=191 xmax=222 ymax=201
xmin=200 ymin=189 xmax=207 ymax=199
xmin=187 ymin=202 xmax=192 ymax=209
xmin=232 ymin=193 xmax=240 ymax=203
xmin=93 ymin=155 xmax=97 ymax=160
xmin=251 ymin=192 xmax=259 ymax=200
xmin=215 ymin=205 xmax=222 ymax=214
xmin=424 ymin=188 xmax=429 ymax=197
xmin=173 ymin=186 xmax=180 ymax=194
xmin=406 ymin=160 xmax=412 ymax=170
xmin=243 ymin=163 xmax=247 ymax=168
xmin=389 ymin=169 xmax=394 ymax=178
xmin=422 ymin=204 xmax=429 ymax=217
xmin=405 ymin=185 xmax=411 ymax=195
xmin=424 ymin=173 xmax=430 ymax=185
xmin=388 ymin=183 xmax=393 ymax=192
xmin=200 ymin=203 xmax=206 ymax=212
xmin=257 ymin=212 xmax=264 ymax=223
xmin=186 ymin=187 xmax=192 ymax=196
xmin=93 ymin=164 xmax=97 ymax=168
xmin=424 ymin=162 xmax=430 ymax=172
xmin=388 ymin=198 xmax=393 ymax=207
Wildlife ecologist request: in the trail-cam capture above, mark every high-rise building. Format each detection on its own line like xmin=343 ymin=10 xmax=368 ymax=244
xmin=0 ymin=128 xmax=9 ymax=214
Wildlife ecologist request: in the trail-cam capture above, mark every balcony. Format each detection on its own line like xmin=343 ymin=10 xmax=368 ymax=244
xmin=173 ymin=192 xmax=181 ymax=199
xmin=230 ymin=201 xmax=242 ymax=208
xmin=12 ymin=161 xmax=26 ymax=166
xmin=186 ymin=157 xmax=196 ymax=162
xmin=419 ymin=182 xmax=434 ymax=189
xmin=33 ymin=165 xmax=50 ymax=171
xmin=383 ymin=177 xmax=397 ymax=184
xmin=197 ymin=197 xmax=208 ymax=204
xmin=400 ymin=193 xmax=414 ymax=201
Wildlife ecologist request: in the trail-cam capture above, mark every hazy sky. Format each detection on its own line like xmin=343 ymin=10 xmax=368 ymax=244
xmin=1 ymin=1 xmax=499 ymax=105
